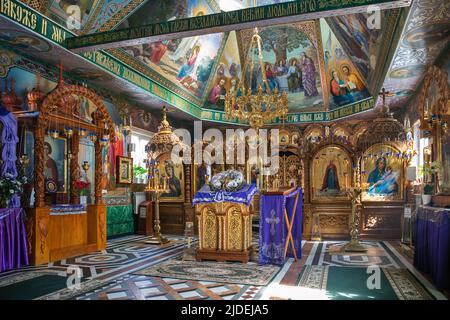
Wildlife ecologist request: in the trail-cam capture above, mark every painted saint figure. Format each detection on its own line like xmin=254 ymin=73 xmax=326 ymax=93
xmin=300 ymin=52 xmax=318 ymax=97
xmin=368 ymin=157 xmax=399 ymax=195
xmin=330 ymin=70 xmax=354 ymax=106
xmin=177 ymin=45 xmax=200 ymax=81
xmin=208 ymin=78 xmax=227 ymax=106
xmin=287 ymin=58 xmax=300 ymax=92
xmin=321 ymin=160 xmax=340 ymax=191
xmin=162 ymin=161 xmax=181 ymax=197
xmin=44 ymin=142 xmax=58 ymax=184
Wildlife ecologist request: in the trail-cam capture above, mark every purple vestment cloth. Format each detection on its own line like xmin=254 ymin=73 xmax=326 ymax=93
xmin=414 ymin=206 xmax=450 ymax=289
xmin=259 ymin=188 xmax=302 ymax=265
xmin=0 ymin=208 xmax=29 ymax=272
xmin=0 ymin=105 xmax=28 ymax=272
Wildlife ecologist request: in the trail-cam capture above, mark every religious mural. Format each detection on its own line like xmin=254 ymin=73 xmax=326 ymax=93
xmin=239 ymin=22 xmax=324 ymax=113
xmin=46 ymin=0 xmax=101 ymax=31
xmin=0 ymin=29 xmax=51 ymax=52
xmin=120 ymin=0 xmax=224 ymax=100
xmin=361 ymin=145 xmax=404 ymax=201
xmin=43 ymin=136 xmax=67 ymax=193
xmin=205 ymin=31 xmax=242 ymax=111
xmin=78 ymin=138 xmax=95 ymax=198
xmin=320 ymin=19 xmax=370 ymax=110
xmin=311 ymin=146 xmax=352 ymax=201
xmin=327 ymin=12 xmax=385 ymax=79
xmin=101 ymin=125 xmax=125 ymax=192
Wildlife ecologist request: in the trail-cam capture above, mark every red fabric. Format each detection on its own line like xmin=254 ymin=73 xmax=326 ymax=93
xmin=331 ymin=79 xmax=340 ymax=96
xmin=150 ymin=42 xmax=167 ymax=64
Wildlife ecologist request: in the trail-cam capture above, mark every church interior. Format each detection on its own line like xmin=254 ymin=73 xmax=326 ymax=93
xmin=0 ymin=0 xmax=449 ymax=302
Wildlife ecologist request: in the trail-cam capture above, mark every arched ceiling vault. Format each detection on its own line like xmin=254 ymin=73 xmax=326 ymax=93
xmin=5 ymin=0 xmax=449 ymax=125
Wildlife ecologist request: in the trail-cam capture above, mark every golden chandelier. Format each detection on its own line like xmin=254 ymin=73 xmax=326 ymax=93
xmin=224 ymin=27 xmax=288 ymax=130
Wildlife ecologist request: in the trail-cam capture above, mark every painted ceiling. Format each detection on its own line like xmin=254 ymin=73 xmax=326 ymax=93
xmin=1 ymin=0 xmax=449 ymax=124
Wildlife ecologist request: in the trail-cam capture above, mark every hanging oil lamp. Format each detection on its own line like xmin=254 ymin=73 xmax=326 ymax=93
xmin=99 ymin=137 xmax=109 ymax=147
xmin=82 ymin=161 xmax=90 ymax=173
xmin=48 ymin=129 xmax=59 ymax=139
xmin=64 ymin=126 xmax=74 ymax=138
xmin=79 ymin=128 xmax=88 ymax=138
xmin=88 ymin=132 xmax=97 ymax=142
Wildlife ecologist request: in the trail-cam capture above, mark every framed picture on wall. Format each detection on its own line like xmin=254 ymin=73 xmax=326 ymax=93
xmin=116 ymin=156 xmax=133 ymax=184
xmin=44 ymin=135 xmax=67 ymax=193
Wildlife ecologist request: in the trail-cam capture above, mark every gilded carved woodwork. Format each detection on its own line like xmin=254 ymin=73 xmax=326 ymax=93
xmin=70 ymin=133 xmax=80 ymax=204
xmin=94 ymin=139 xmax=103 ymax=205
xmin=195 ymin=202 xmax=253 ymax=263
xmin=34 ymin=117 xmax=47 ymax=208
xmin=319 ymin=215 xmax=349 ymax=228
xmin=417 ymin=65 xmax=449 ymax=118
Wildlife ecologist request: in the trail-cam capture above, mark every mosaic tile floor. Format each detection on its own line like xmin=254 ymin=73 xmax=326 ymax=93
xmin=0 ymin=235 xmax=447 ymax=300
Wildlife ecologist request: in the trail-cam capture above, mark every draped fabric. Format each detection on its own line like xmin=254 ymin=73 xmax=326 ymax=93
xmin=193 ymin=184 xmax=258 ymax=206
xmin=414 ymin=207 xmax=450 ymax=289
xmin=0 ymin=105 xmax=28 ymax=272
xmin=0 ymin=105 xmax=20 ymax=208
xmin=259 ymin=188 xmax=302 ymax=265
xmin=0 ymin=208 xmax=28 ymax=272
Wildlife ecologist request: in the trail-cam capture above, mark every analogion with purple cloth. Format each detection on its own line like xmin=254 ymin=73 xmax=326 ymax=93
xmin=193 ymin=183 xmax=258 ymax=206
xmin=0 ymin=208 xmax=29 ymax=272
xmin=259 ymin=188 xmax=302 ymax=265
xmin=414 ymin=206 xmax=450 ymax=289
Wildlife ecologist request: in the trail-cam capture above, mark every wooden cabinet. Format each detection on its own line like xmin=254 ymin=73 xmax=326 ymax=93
xmin=195 ymin=202 xmax=253 ymax=263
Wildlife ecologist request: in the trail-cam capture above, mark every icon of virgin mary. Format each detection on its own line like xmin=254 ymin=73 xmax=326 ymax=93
xmin=321 ymin=160 xmax=340 ymax=192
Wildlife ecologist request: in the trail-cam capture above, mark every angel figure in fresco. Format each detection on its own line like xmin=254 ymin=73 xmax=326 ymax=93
xmin=177 ymin=45 xmax=201 ymax=88
xmin=300 ymin=52 xmax=318 ymax=97
xmin=320 ymin=160 xmax=340 ymax=192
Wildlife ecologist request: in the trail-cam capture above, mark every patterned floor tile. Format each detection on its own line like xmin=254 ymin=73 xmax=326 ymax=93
xmin=0 ymin=235 xmax=445 ymax=300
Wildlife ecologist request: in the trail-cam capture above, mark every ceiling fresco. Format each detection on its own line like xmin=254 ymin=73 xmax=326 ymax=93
xmin=326 ymin=11 xmax=387 ymax=81
xmin=5 ymin=0 xmax=449 ymax=125
xmin=378 ymin=0 xmax=450 ymax=111
xmin=319 ymin=19 xmax=371 ymax=111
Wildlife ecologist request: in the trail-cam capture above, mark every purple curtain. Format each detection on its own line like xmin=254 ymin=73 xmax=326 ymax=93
xmin=259 ymin=188 xmax=302 ymax=265
xmin=0 ymin=105 xmax=28 ymax=272
xmin=0 ymin=208 xmax=28 ymax=272
xmin=414 ymin=207 xmax=450 ymax=289
xmin=0 ymin=105 xmax=20 ymax=208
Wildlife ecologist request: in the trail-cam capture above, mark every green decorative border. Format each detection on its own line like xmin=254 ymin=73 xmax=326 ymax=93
xmin=0 ymin=0 xmax=202 ymax=117
xmin=65 ymin=0 xmax=409 ymax=51
xmin=1 ymin=0 xmax=376 ymax=125
xmin=201 ymin=97 xmax=374 ymax=124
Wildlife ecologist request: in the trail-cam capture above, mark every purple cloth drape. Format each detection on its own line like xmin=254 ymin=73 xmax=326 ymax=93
xmin=259 ymin=188 xmax=302 ymax=265
xmin=414 ymin=206 xmax=450 ymax=289
xmin=0 ymin=105 xmax=20 ymax=208
xmin=0 ymin=208 xmax=29 ymax=272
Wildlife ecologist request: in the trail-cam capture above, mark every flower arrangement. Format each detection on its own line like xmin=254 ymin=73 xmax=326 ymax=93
xmin=0 ymin=174 xmax=27 ymax=208
xmin=76 ymin=180 xmax=90 ymax=196
xmin=209 ymin=170 xmax=245 ymax=192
